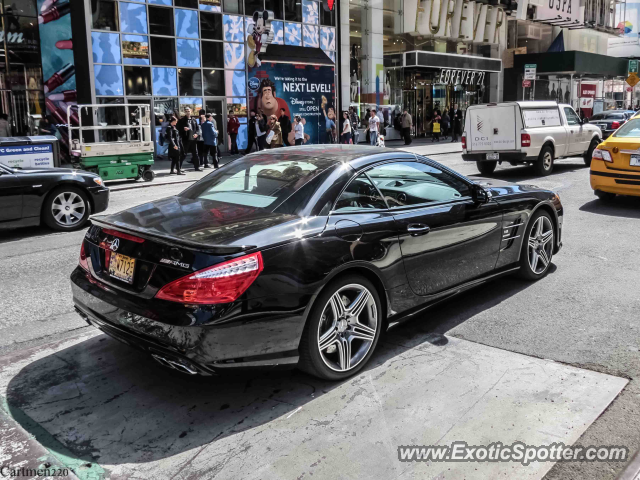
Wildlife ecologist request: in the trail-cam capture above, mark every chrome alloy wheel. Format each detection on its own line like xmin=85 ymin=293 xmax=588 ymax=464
xmin=51 ymin=191 xmax=86 ymax=226
xmin=542 ymin=151 xmax=553 ymax=171
xmin=527 ymin=215 xmax=553 ymax=274
xmin=317 ymin=284 xmax=378 ymax=372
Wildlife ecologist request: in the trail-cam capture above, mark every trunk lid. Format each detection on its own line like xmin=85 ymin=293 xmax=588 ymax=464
xmin=466 ymin=104 xmax=518 ymax=152
xmin=603 ymin=137 xmax=640 ymax=172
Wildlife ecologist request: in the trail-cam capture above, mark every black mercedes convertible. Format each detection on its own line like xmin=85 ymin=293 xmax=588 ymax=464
xmin=71 ymin=146 xmax=563 ymax=380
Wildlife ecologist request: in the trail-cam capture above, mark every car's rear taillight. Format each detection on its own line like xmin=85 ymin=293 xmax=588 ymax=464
xmin=461 ymin=134 xmax=466 ymax=149
xmin=79 ymin=242 xmax=89 ymax=271
xmin=155 ymin=252 xmax=264 ymax=304
xmin=592 ymin=148 xmax=613 ymax=162
xmin=610 ymin=121 xmax=621 ymax=130
xmin=521 ymin=133 xmax=531 ymax=147
xmin=102 ymin=228 xmax=145 ymax=243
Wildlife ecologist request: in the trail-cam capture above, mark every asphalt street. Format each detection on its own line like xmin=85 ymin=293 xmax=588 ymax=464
xmin=1 ymin=148 xmax=639 ymax=479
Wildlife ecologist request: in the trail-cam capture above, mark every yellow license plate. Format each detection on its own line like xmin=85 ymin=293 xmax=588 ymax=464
xmin=109 ymin=253 xmax=136 ymax=284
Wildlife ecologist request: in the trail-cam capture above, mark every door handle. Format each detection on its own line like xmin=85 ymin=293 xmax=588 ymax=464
xmin=407 ymin=224 xmax=430 ymax=236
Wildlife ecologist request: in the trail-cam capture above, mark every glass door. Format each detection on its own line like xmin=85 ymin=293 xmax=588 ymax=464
xmin=205 ymin=98 xmax=226 ymax=152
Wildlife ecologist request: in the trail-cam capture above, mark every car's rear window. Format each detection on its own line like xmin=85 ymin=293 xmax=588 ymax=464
xmin=606 ymin=114 xmax=625 ymax=120
xmin=179 ymin=155 xmax=339 ymax=211
xmin=613 ymin=118 xmax=640 ymax=138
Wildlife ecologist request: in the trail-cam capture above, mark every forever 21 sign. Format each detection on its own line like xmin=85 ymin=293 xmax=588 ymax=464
xmin=438 ymin=69 xmax=486 ymax=86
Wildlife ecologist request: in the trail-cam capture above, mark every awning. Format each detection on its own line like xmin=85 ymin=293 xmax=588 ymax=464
xmin=384 ymin=51 xmax=502 ymax=73
xmin=512 ymin=51 xmax=628 ymax=76
xmin=261 ymin=45 xmax=335 ymax=66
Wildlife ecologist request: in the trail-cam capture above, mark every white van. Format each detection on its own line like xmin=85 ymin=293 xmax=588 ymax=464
xmin=462 ymin=101 xmax=602 ymax=176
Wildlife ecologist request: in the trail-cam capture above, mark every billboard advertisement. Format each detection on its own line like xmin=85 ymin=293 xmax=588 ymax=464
xmin=248 ymin=62 xmax=336 ymax=145
xmin=609 ymin=0 xmax=640 ymax=57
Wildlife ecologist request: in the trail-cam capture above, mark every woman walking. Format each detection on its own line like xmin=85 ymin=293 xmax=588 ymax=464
xmin=341 ymin=111 xmax=352 ymax=144
xmin=165 ymin=116 xmax=185 ymax=175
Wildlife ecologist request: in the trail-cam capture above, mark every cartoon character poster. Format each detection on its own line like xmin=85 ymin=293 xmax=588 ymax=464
xmin=247 ymin=10 xmax=274 ymax=68
xmin=248 ymin=63 xmax=335 ymax=145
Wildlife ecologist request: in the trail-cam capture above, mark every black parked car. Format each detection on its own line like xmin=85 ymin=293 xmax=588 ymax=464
xmin=71 ymin=146 xmax=563 ymax=380
xmin=587 ymin=110 xmax=635 ymax=139
xmin=0 ymin=162 xmax=109 ymax=231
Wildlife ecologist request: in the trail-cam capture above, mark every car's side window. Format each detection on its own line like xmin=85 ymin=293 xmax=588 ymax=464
xmin=365 ymin=161 xmax=470 ymax=208
xmin=564 ymin=107 xmax=581 ymax=126
xmin=333 ymin=173 xmax=387 ymax=212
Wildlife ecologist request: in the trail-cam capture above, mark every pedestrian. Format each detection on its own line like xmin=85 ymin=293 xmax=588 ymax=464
xmin=401 ymin=108 xmax=412 ymax=145
xmin=176 ymin=107 xmax=201 ymax=171
xmin=450 ymin=103 xmax=463 ymax=142
xmin=341 ymin=111 xmax=352 ymax=144
xmin=267 ymin=114 xmax=283 ymax=148
xmin=256 ymin=112 xmax=267 ymax=150
xmin=293 ymin=115 xmax=305 ymax=145
xmin=368 ymin=108 xmax=380 ymax=146
xmin=200 ymin=113 xmax=219 ymax=168
xmin=39 ymin=116 xmax=56 ymax=136
xmin=246 ymin=110 xmax=258 ymax=153
xmin=165 ymin=116 xmax=185 ymax=175
xmin=196 ymin=110 xmax=206 ymax=168
xmin=0 ymin=113 xmax=11 ymax=137
xmin=278 ymin=107 xmax=291 ymax=146
xmin=349 ymin=107 xmax=360 ymax=144
xmin=431 ymin=111 xmax=441 ymax=142
xmin=441 ymin=110 xmax=450 ymax=140
xmin=227 ymin=112 xmax=240 ymax=154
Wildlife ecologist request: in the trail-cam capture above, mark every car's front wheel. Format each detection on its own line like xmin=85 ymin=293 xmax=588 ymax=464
xmin=42 ymin=186 xmax=91 ymax=231
xmin=518 ymin=210 xmax=554 ymax=281
xmin=298 ymin=275 xmax=382 ymax=380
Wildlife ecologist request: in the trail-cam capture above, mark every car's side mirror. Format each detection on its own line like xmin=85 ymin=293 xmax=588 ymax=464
xmin=471 ymin=184 xmax=489 ymax=204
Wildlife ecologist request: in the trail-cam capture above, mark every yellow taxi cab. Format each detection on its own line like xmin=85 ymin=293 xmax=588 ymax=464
xmin=591 ymin=116 xmax=640 ymax=201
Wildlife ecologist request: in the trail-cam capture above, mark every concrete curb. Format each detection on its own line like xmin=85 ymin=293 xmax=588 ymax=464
xmin=616 ymin=449 xmax=640 ymax=480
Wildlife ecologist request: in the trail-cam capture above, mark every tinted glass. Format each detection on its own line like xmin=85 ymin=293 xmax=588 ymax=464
xmin=92 ymin=0 xmax=118 ymax=30
xmin=151 ymin=36 xmax=176 ymax=65
xmin=366 ymin=161 xmax=470 ymax=207
xmin=178 ymin=68 xmax=202 ymax=96
xmin=589 ymin=114 xmax=604 ymax=121
xmin=149 ymin=6 xmax=174 ymax=35
xmin=606 ymin=114 xmax=625 ymax=120
xmin=124 ymin=66 xmax=151 ymax=95
xmin=4 ymin=0 xmax=36 ymax=16
xmin=564 ymin=107 xmax=580 ymax=126
xmin=180 ymin=156 xmax=337 ymax=211
xmin=334 ymin=173 xmax=386 ymax=211
xmin=200 ymin=12 xmax=223 ymax=40
xmin=203 ymin=69 xmax=225 ymax=96
xmin=175 ymin=0 xmax=198 ymax=8
xmin=224 ymin=0 xmax=243 ymax=14
xmin=244 ymin=0 xmax=263 ymax=17
xmin=267 ymin=0 xmax=285 ymax=19
xmin=202 ymin=41 xmax=224 ymax=68
xmin=613 ymin=118 xmax=640 ymax=138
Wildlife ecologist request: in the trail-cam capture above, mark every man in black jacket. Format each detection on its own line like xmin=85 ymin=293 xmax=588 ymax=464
xmin=176 ymin=107 xmax=202 ymax=171
xmin=278 ymin=108 xmax=291 ymax=146
xmin=450 ymin=103 xmax=463 ymax=143
xmin=246 ymin=110 xmax=258 ymax=154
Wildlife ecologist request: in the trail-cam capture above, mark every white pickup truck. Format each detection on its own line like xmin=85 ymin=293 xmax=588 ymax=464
xmin=462 ymin=101 xmax=602 ymax=176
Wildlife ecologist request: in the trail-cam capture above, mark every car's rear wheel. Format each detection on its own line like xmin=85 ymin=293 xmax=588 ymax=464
xmin=518 ymin=210 xmax=554 ymax=281
xmin=476 ymin=161 xmax=497 ymax=175
xmin=298 ymin=275 xmax=382 ymax=380
xmin=584 ymin=138 xmax=599 ymax=167
xmin=534 ymin=146 xmax=554 ymax=176
xmin=595 ymin=190 xmax=616 ymax=202
xmin=43 ymin=186 xmax=91 ymax=231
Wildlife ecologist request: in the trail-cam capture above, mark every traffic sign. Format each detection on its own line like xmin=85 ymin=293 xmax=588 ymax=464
xmin=524 ymin=64 xmax=537 ymax=80
xmin=522 ymin=80 xmax=532 ymax=88
xmin=626 ymin=72 xmax=639 ymax=87
xmin=629 ymin=59 xmax=638 ymax=75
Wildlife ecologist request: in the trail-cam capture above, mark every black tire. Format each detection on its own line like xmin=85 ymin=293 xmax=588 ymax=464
xmin=298 ymin=274 xmax=383 ymax=381
xmin=517 ymin=210 xmax=555 ymax=281
xmin=42 ymin=186 xmax=91 ymax=231
xmin=476 ymin=161 xmax=497 ymax=175
xmin=595 ymin=190 xmax=616 ymax=202
xmin=143 ymin=169 xmax=155 ymax=182
xmin=584 ymin=138 xmax=599 ymax=167
xmin=534 ymin=145 xmax=554 ymax=176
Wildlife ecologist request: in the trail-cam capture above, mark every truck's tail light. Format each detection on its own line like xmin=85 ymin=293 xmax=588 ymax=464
xmin=521 ymin=133 xmax=531 ymax=147
xmin=79 ymin=242 xmax=90 ymax=272
xmin=610 ymin=121 xmax=621 ymax=130
xmin=592 ymin=148 xmax=612 ymax=162
xmin=461 ymin=134 xmax=466 ymax=149
xmin=155 ymin=252 xmax=264 ymax=304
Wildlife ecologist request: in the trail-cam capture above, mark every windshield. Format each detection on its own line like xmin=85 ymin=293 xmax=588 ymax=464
xmin=612 ymin=118 xmax=640 ymax=138
xmin=179 ymin=155 xmax=340 ymax=212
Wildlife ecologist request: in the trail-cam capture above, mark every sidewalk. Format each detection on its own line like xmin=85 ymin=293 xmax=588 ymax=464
xmin=104 ymin=140 xmax=463 ymax=191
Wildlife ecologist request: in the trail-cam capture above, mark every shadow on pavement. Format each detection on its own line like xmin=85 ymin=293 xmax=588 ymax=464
xmin=580 ymin=196 xmax=640 ymax=219
xmin=3 ymin=268 xmax=543 ymax=469
xmin=468 ymin=159 xmax=587 ymax=183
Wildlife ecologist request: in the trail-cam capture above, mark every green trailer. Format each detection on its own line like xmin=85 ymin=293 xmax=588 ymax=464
xmin=67 ymin=104 xmax=156 ymax=182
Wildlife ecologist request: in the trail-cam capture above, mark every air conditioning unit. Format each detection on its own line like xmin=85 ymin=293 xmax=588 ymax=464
xmin=518 ymin=24 xmax=543 ymax=39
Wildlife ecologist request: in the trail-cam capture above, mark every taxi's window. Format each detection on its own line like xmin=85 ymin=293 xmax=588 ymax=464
xmin=613 ymin=118 xmax=640 ymax=138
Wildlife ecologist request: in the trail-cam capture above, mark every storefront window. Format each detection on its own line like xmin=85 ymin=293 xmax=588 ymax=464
xmin=92 ymin=0 xmax=119 ymax=31
xmin=149 ymin=6 xmax=174 ymax=36
xmin=124 ymin=66 xmax=152 ymax=95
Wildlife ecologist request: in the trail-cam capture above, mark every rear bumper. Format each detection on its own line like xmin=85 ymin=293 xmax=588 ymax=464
xmin=87 ymin=186 xmax=110 ymax=214
xmin=463 ymin=152 xmax=530 ymax=162
xmin=70 ymin=268 xmax=303 ymax=374
xmin=590 ymin=161 xmax=640 ymax=197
